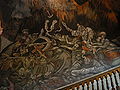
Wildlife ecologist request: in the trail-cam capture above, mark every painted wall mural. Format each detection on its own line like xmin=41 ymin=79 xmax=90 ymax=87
xmin=0 ymin=0 xmax=120 ymax=90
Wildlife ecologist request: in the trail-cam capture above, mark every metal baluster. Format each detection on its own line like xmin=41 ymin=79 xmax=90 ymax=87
xmin=111 ymin=73 xmax=117 ymax=90
xmin=103 ymin=76 xmax=108 ymax=90
xmin=98 ymin=78 xmax=102 ymax=90
xmin=93 ymin=80 xmax=97 ymax=90
xmin=88 ymin=82 xmax=92 ymax=90
xmin=115 ymin=71 xmax=120 ymax=87
xmin=106 ymin=75 xmax=112 ymax=90
xmin=74 ymin=87 xmax=78 ymax=90
xmin=84 ymin=83 xmax=88 ymax=90
xmin=79 ymin=85 xmax=83 ymax=90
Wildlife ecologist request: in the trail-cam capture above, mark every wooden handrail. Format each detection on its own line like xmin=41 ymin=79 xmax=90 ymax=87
xmin=57 ymin=65 xmax=120 ymax=90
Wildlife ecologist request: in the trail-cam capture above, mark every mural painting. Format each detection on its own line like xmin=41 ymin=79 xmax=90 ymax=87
xmin=0 ymin=0 xmax=120 ymax=89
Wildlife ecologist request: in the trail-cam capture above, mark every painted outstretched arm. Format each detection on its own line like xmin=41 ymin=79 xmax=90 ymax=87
xmin=62 ymin=22 xmax=72 ymax=32
xmin=45 ymin=20 xmax=58 ymax=37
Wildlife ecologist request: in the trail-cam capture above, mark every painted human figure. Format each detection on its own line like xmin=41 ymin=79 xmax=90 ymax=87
xmin=96 ymin=32 xmax=106 ymax=44
xmin=86 ymin=27 xmax=94 ymax=43
xmin=62 ymin=22 xmax=82 ymax=37
xmin=45 ymin=19 xmax=58 ymax=37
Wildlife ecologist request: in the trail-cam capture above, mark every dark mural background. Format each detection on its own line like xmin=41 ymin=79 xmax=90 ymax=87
xmin=0 ymin=0 xmax=120 ymax=41
xmin=0 ymin=0 xmax=120 ymax=90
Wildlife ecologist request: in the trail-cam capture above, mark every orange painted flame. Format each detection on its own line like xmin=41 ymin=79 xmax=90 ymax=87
xmin=52 ymin=0 xmax=118 ymax=23
xmin=104 ymin=51 xmax=120 ymax=60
